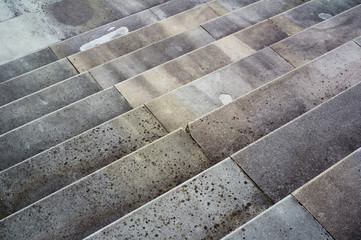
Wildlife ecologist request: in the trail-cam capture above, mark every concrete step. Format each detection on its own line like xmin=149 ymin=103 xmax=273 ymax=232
xmin=0 ymin=87 xmax=131 ymax=171
xmin=0 ymin=73 xmax=103 ymax=135
xmin=0 ymin=129 xmax=215 ymax=239
xmin=222 ymin=195 xmax=334 ymax=239
xmin=201 ymin=0 xmax=308 ymax=40
xmin=0 ymin=1 xmax=15 ymax=22
xmin=230 ymin=81 xmax=361 ymax=202
xmin=293 ymin=147 xmax=361 ymax=240
xmin=189 ymin=39 xmax=361 ymax=162
xmin=69 ymin=3 xmax=228 ymax=72
xmin=146 ymin=4 xmax=361 ymax=132
xmin=84 ymin=158 xmax=272 ymax=239
xmin=0 ymin=59 xmax=78 ymax=106
xmin=0 ymin=106 xmax=168 ymax=218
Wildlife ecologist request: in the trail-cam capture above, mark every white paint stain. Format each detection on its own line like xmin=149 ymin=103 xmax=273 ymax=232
xmin=219 ymin=94 xmax=233 ymax=105
xmin=318 ymin=13 xmax=332 ymax=20
xmin=107 ymin=27 xmax=115 ymax=32
xmin=80 ymin=27 xmax=129 ymax=51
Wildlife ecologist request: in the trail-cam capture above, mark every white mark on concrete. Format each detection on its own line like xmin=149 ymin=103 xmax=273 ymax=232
xmin=219 ymin=94 xmax=233 ymax=105
xmin=80 ymin=27 xmax=129 ymax=51
xmin=107 ymin=27 xmax=115 ymax=32
xmin=318 ymin=13 xmax=332 ymax=20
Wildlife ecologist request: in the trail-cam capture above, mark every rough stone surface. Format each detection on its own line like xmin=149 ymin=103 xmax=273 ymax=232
xmin=0 ymin=73 xmax=102 ymax=135
xmin=116 ymin=34 xmax=255 ymax=107
xmin=294 ymin=148 xmax=361 ymax=240
xmin=231 ymin=82 xmax=361 ymax=202
xmin=271 ymin=0 xmax=361 ymax=35
xmin=0 ymin=87 xmax=131 ymax=171
xmin=0 ymin=1 xmax=15 ymax=22
xmin=0 ymin=106 xmax=168 ymax=218
xmin=223 ymin=195 xmax=333 ymax=240
xmin=355 ymin=36 xmax=361 ymax=46
xmin=201 ymin=0 xmax=306 ymax=39
xmin=0 ymin=59 xmax=77 ymax=107
xmin=90 ymin=26 xmax=215 ymax=88
xmin=217 ymin=0 xmax=260 ymax=11
xmin=271 ymin=4 xmax=361 ymax=67
xmin=147 ymin=47 xmax=292 ymax=131
xmin=50 ymin=10 xmax=159 ymax=59
xmin=85 ymin=158 xmax=272 ymax=240
xmin=69 ymin=4 xmax=226 ymax=72
xmin=0 ymin=129 xmax=215 ymax=239
xmin=189 ymin=41 xmax=361 ymax=162
xmin=150 ymin=0 xmax=213 ymax=19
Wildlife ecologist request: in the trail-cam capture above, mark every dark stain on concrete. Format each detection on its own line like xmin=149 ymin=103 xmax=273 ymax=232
xmin=49 ymin=0 xmax=93 ymax=26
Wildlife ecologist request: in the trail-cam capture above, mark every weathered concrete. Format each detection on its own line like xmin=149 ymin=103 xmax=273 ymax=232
xmin=89 ymin=26 xmax=215 ymax=88
xmin=69 ymin=3 xmax=226 ymax=72
xmin=85 ymin=158 xmax=272 ymax=240
xmin=355 ymin=35 xmax=361 ymax=46
xmin=0 ymin=129 xmax=215 ymax=239
xmin=271 ymin=4 xmax=361 ymax=67
xmin=116 ymin=34 xmax=255 ymax=107
xmin=231 ymin=82 xmax=361 ymax=202
xmin=0 ymin=106 xmax=168 ymax=218
xmin=0 ymin=1 xmax=15 ymax=22
xmin=201 ymin=0 xmax=307 ymax=39
xmin=0 ymin=87 xmax=131 ymax=171
xmin=189 ymin=41 xmax=361 ymax=162
xmin=271 ymin=0 xmax=361 ymax=35
xmin=223 ymin=195 xmax=333 ymax=240
xmin=217 ymin=0 xmax=261 ymax=11
xmin=0 ymin=73 xmax=102 ymax=135
xmin=50 ymin=10 xmax=159 ymax=59
xmin=0 ymin=48 xmax=59 ymax=83
xmin=294 ymin=148 xmax=361 ymax=240
xmin=150 ymin=0 xmax=213 ymax=19
xmin=0 ymin=59 xmax=77 ymax=106
xmin=147 ymin=47 xmax=293 ymax=131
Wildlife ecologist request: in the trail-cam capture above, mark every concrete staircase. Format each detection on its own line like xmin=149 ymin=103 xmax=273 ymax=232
xmin=0 ymin=0 xmax=360 ymax=239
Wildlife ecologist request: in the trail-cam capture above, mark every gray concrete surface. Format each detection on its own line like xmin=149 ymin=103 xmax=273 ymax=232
xmin=0 ymin=87 xmax=131 ymax=171
xmin=0 ymin=73 xmax=102 ymax=135
xmin=0 ymin=1 xmax=15 ymax=22
xmin=223 ymin=195 xmax=333 ymax=240
xmin=294 ymin=148 xmax=361 ymax=240
xmin=0 ymin=129 xmax=214 ymax=239
xmin=150 ymin=0 xmax=213 ymax=19
xmin=89 ymin=26 xmax=215 ymax=88
xmin=189 ymin=40 xmax=361 ymax=162
xmin=0 ymin=106 xmax=168 ymax=218
xmin=231 ymin=82 xmax=361 ymax=202
xmin=85 ymin=158 xmax=272 ymax=240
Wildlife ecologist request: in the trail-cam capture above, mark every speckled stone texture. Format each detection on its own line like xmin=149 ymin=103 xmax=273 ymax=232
xmin=0 ymin=129 xmax=214 ymax=239
xmin=189 ymin=40 xmax=361 ymax=162
xmin=231 ymin=82 xmax=361 ymax=202
xmin=69 ymin=4 xmax=226 ymax=72
xmin=84 ymin=158 xmax=272 ymax=240
xmin=147 ymin=47 xmax=293 ymax=131
xmin=355 ymin=36 xmax=361 ymax=46
xmin=294 ymin=148 xmax=361 ymax=240
xmin=271 ymin=4 xmax=361 ymax=67
xmin=0 ymin=87 xmax=131 ymax=171
xmin=201 ymin=0 xmax=307 ymax=39
xmin=0 ymin=73 xmax=102 ymax=135
xmin=0 ymin=106 xmax=168 ymax=218
xmin=0 ymin=59 xmax=77 ymax=106
xmin=223 ymin=195 xmax=334 ymax=240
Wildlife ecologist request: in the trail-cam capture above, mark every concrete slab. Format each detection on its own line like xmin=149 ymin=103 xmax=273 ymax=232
xmin=355 ymin=36 xmax=361 ymax=46
xmin=89 ymin=26 xmax=215 ymax=88
xmin=271 ymin=4 xmax=361 ymax=67
xmin=217 ymin=0 xmax=260 ymax=11
xmin=69 ymin=3 xmax=226 ymax=72
xmin=116 ymin=34 xmax=255 ymax=107
xmin=0 ymin=106 xmax=168 ymax=217
xmin=0 ymin=59 xmax=77 ymax=106
xmin=0 ymin=87 xmax=131 ymax=171
xmin=223 ymin=195 xmax=333 ymax=240
xmin=50 ymin=10 xmax=159 ymax=59
xmin=201 ymin=0 xmax=306 ymax=39
xmin=0 ymin=129 xmax=215 ymax=239
xmin=231 ymin=82 xmax=361 ymax=202
xmin=294 ymin=148 xmax=361 ymax=240
xmin=0 ymin=48 xmax=59 ymax=83
xmin=271 ymin=0 xmax=361 ymax=35
xmin=150 ymin=0 xmax=213 ymax=19
xmin=0 ymin=73 xmax=102 ymax=135
xmin=0 ymin=1 xmax=15 ymax=22
xmin=189 ymin=41 xmax=361 ymax=162
xmin=85 ymin=158 xmax=272 ymax=240
xmin=147 ymin=47 xmax=292 ymax=132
